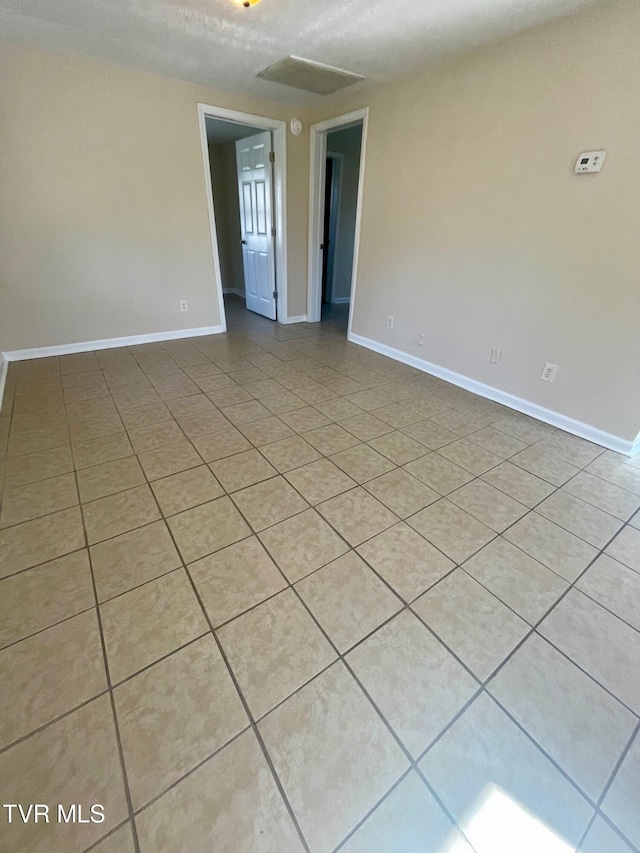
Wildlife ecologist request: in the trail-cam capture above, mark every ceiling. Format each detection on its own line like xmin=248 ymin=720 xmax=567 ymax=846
xmin=206 ymin=117 xmax=261 ymax=144
xmin=0 ymin=0 xmax=602 ymax=104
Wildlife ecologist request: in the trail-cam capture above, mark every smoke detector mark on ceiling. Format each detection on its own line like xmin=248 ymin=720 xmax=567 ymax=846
xmin=257 ymin=56 xmax=365 ymax=96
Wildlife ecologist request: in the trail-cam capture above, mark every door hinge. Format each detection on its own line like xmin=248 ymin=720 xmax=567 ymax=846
xmin=273 ymin=290 xmax=278 ymax=300
xmin=271 ymin=226 xmax=276 ymax=237
xmin=269 ymin=151 xmax=275 ymax=163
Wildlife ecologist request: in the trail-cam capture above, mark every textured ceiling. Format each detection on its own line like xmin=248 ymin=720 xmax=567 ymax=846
xmin=0 ymin=0 xmax=602 ymax=104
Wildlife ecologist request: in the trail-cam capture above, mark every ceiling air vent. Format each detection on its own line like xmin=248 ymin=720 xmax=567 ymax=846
xmin=257 ymin=55 xmax=365 ymax=96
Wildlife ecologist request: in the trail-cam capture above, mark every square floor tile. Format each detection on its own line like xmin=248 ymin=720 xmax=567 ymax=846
xmin=408 ymin=500 xmax=495 ymax=564
xmin=135 ymin=729 xmax=303 ymax=853
xmin=3 ymin=445 xmax=74 ymax=489
xmin=151 ymin=465 xmax=223 ymax=516
xmin=231 ymin=477 xmax=308 ymax=532
xmin=402 ymin=420 xmax=458 ymax=450
xmin=371 ymin=404 xmax=422 ymax=429
xmin=413 ymin=569 xmax=528 ymax=680
xmin=222 ymin=400 xmax=272 ymax=426
xmin=580 ymin=816 xmax=636 ymax=853
xmin=176 ymin=410 xmax=231 ymax=440
xmin=601 ymin=732 xmax=640 ymax=850
xmin=340 ymin=771 xmax=473 ymax=853
xmin=167 ymin=497 xmax=251 ymax=562
xmin=329 ymin=444 xmax=396 ymax=484
xmin=492 ymin=413 xmax=556 ymax=444
xmin=314 ymin=397 xmax=363 ymax=422
xmin=119 ymin=402 xmax=172 ymax=430
xmin=115 ymin=634 xmax=247 ymax=809
xmin=404 ymin=453 xmax=473 ymax=495
xmin=418 ymin=693 xmax=593 ymax=853
xmin=284 ymin=458 xmax=357 ymax=505
xmin=128 ymin=420 xmax=185 ymax=453
xmin=0 ymin=550 xmax=94 ymax=648
xmin=357 ymin=523 xmax=455 ymax=603
xmin=100 ymin=568 xmax=208 ymax=683
xmin=258 ymin=509 xmax=349 ymax=583
xmin=259 ymin=663 xmax=408 ymax=853
xmin=481 ymin=461 xmax=556 ymax=508
xmin=303 ymin=423 xmax=361 ymax=455
xmin=76 ymin=456 xmax=145 ymax=504
xmin=192 ymin=426 xmax=252 ymax=462
xmin=605 ymin=526 xmax=640 ymax=573
xmin=363 ymin=469 xmax=440 ymax=519
xmin=82 ymin=484 xmax=160 ymax=544
xmin=210 ymin=449 xmax=277 ymax=493
xmin=537 ymin=491 xmax=623 ymax=548
xmin=0 ymin=472 xmax=79 ymax=528
xmin=238 ymin=416 xmax=295 ymax=447
xmin=279 ymin=406 xmax=332 ymax=433
xmin=437 ymin=438 xmax=502 ymax=475
xmin=535 ymin=432 xmax=605 ymax=469
xmin=577 ymin=554 xmax=640 ymax=631
xmin=317 ymin=487 xmax=398 ymax=547
xmin=539 ymin=589 xmax=640 ymax=713
xmin=563 ymin=472 xmax=640 ymax=521
xmin=72 ymin=432 xmax=134 ymax=470
xmin=368 ymin=431 xmax=429 ymax=465
xmin=0 ymin=507 xmax=85 ymax=579
xmin=587 ymin=455 xmax=640 ymax=496
xmin=137 ymin=439 xmax=203 ymax=481
xmin=0 ymin=609 xmax=106 ymax=748
xmin=488 ymin=633 xmax=637 ymax=801
xmin=340 ymin=412 xmax=393 ymax=441
xmin=467 ymin=426 xmax=527 ymax=458
xmin=504 ymin=512 xmax=598 ymax=582
xmin=219 ymin=589 xmax=336 ymax=719
xmin=346 ymin=389 xmax=389 ymax=412
xmin=511 ymin=444 xmax=579 ymax=486
xmin=295 ymin=384 xmax=339 ymax=405
xmin=347 ymin=611 xmax=477 ymax=757
xmin=90 ymin=520 xmax=181 ymax=602
xmin=448 ymin=480 xmax=528 ymax=533
xmin=190 ymin=536 xmax=287 ymax=627
xmin=296 ymin=551 xmax=402 ymax=652
xmin=8 ymin=424 xmax=70 ymax=457
xmin=463 ymin=537 xmax=567 ymax=624
xmin=430 ymin=409 xmax=485 ymax=437
xmin=0 ymin=695 xmax=128 ymax=853
xmin=259 ymin=435 xmax=322 ymax=473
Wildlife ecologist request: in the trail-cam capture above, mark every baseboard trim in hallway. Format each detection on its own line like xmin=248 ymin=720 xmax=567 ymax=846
xmin=2 ymin=325 xmax=226 ymax=364
xmin=349 ymin=332 xmax=638 ymax=457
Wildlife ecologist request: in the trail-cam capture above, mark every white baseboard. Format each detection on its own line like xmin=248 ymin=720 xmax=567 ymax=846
xmin=2 ymin=325 xmax=225 ymax=362
xmin=223 ymin=289 xmax=245 ymax=298
xmin=349 ymin=332 xmax=638 ymax=457
xmin=280 ymin=315 xmax=308 ymax=325
xmin=0 ymin=353 xmax=8 ymax=414
xmin=332 ymin=297 xmax=351 ymax=305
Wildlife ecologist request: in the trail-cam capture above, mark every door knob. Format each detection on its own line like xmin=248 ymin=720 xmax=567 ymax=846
xmin=240 ymin=239 xmax=247 ymax=245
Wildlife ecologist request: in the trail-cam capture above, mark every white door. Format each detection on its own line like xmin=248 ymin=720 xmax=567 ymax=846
xmin=236 ymin=131 xmax=277 ymax=320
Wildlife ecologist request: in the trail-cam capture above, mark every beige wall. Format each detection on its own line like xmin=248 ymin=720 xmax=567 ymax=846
xmin=209 ymin=142 xmax=245 ymax=295
xmin=326 ymin=124 xmax=363 ymax=302
xmin=312 ymin=0 xmax=640 ymax=441
xmin=0 ymin=41 xmax=310 ymax=351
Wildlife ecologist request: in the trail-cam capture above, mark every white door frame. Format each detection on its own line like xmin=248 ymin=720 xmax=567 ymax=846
xmin=307 ymin=107 xmax=369 ymax=334
xmin=197 ymin=103 xmax=288 ymax=329
xmin=324 ymin=151 xmax=344 ymax=305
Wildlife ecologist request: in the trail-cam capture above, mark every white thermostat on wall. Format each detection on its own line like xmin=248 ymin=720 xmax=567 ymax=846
xmin=574 ymin=150 xmax=606 ymax=173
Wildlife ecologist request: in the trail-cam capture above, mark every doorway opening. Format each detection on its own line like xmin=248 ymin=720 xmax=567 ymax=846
xmin=308 ymin=108 xmax=368 ymax=336
xmin=197 ymin=104 xmax=288 ymax=330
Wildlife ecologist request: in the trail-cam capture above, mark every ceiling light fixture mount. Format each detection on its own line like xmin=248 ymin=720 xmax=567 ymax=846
xmin=240 ymin=0 xmax=262 ymax=7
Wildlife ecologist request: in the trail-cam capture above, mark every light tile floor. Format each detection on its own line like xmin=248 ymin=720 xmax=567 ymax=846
xmin=1 ymin=295 xmax=639 ymax=852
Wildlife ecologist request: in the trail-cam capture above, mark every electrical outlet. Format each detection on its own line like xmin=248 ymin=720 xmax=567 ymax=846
xmin=540 ymin=362 xmax=558 ymax=382
xmin=490 ymin=349 xmax=502 ymax=365
xmin=417 ymin=332 xmax=425 ymax=347
xmin=180 ymin=300 xmax=188 ymax=313
xmin=386 ymin=316 xmax=394 ymax=330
